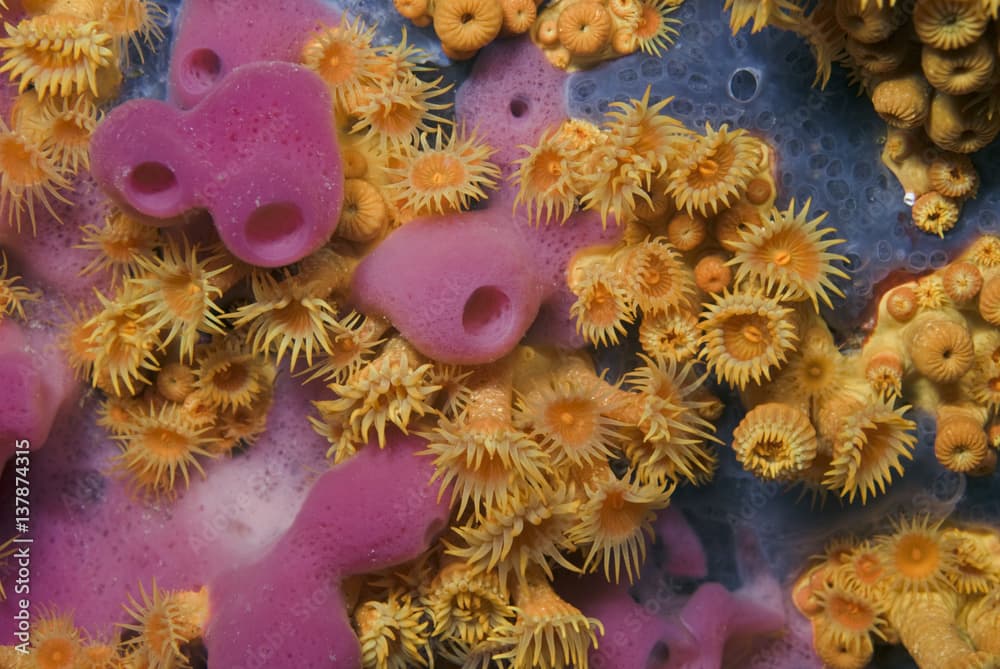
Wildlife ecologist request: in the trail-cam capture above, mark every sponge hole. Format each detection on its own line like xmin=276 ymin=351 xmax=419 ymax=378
xmin=509 ymin=97 xmax=529 ymax=119
xmin=180 ymin=48 xmax=222 ymax=95
xmin=462 ymin=286 xmax=512 ymax=337
xmin=728 ymin=67 xmax=759 ymax=102
xmin=128 ymin=161 xmax=181 ymax=211
xmin=647 ymin=641 xmax=670 ymax=667
xmin=244 ymin=202 xmax=306 ymax=263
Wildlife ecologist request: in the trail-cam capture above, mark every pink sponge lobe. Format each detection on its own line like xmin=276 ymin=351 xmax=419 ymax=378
xmin=455 ymin=36 xmax=569 ymax=178
xmin=351 ymin=209 xmax=544 ymax=365
xmin=91 ymin=62 xmax=344 ymax=267
xmin=0 ymin=321 xmax=75 ymax=459
xmin=205 ymin=431 xmax=449 ymax=669
xmin=560 ymin=574 xmax=677 ymax=669
xmin=168 ymin=0 xmax=339 ymax=108
xmin=0 ymin=353 xmax=45 ymax=447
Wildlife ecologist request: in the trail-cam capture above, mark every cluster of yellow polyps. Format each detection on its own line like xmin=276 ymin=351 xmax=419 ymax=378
xmin=530 ymin=0 xmax=682 ymax=70
xmin=392 ymin=0 xmax=537 ymax=61
xmin=882 ymin=135 xmax=979 ymax=237
xmin=0 ymin=583 xmax=208 ymax=669
xmin=311 ymin=342 xmax=722 ymax=668
xmin=723 ymin=0 xmax=1000 ymax=237
xmin=794 ymin=516 xmax=1000 ymax=669
xmin=863 ymin=234 xmax=1000 ymax=478
xmin=69 ymin=235 xmax=382 ymax=497
xmin=535 ymin=97 xmax=930 ymax=509
xmin=0 ymin=0 xmax=165 ymax=233
xmin=299 ymin=17 xmax=501 ymax=238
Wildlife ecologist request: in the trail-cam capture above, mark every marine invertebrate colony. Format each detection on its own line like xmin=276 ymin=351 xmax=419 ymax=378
xmin=795 ymin=518 xmax=1000 ymax=669
xmin=0 ymin=116 xmax=71 ymax=233
xmin=13 ymin=0 xmax=1000 ymax=668
xmin=698 ymin=288 xmax=799 ymax=388
xmin=0 ymin=14 xmax=115 ymax=99
xmin=728 ymin=198 xmax=849 ymax=310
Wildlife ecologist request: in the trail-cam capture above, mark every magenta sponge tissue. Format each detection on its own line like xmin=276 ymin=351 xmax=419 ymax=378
xmin=351 ymin=209 xmax=545 ymax=365
xmin=90 ymin=62 xmax=344 ymax=267
xmin=205 ymin=431 xmax=449 ymax=668
xmin=167 ymin=0 xmax=339 ymax=108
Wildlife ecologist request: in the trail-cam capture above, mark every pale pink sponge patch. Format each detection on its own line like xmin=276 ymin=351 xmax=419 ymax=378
xmin=204 ymin=431 xmax=449 ymax=668
xmin=351 ymin=209 xmax=545 ymax=365
xmin=168 ymin=0 xmax=338 ymax=108
xmin=0 ymin=320 xmax=75 ymax=459
xmin=455 ymin=36 xmax=569 ymax=178
xmin=565 ymin=577 xmax=788 ymax=669
xmin=561 ymin=574 xmax=677 ymax=669
xmin=655 ymin=506 xmax=709 ymax=579
xmin=352 ymin=204 xmax=621 ymax=363
xmin=90 ymin=62 xmax=344 ymax=267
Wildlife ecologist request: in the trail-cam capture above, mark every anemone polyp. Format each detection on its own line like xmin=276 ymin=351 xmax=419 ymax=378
xmin=513 ymin=127 xmax=582 ymax=224
xmin=96 ymin=0 xmax=168 ymax=62
xmin=301 ymin=15 xmax=380 ymax=115
xmin=19 ymin=93 xmax=100 ymax=174
xmin=667 ymin=123 xmax=760 ymax=216
xmin=732 ymin=402 xmax=818 ymax=480
xmin=0 ymin=250 xmax=40 ymax=320
xmin=131 ymin=238 xmax=230 ymax=360
xmin=570 ymin=473 xmax=672 ymax=583
xmin=113 ymin=403 xmax=215 ymax=497
xmin=698 ymin=288 xmax=799 ymax=389
xmin=728 ymin=199 xmax=849 ymax=311
xmin=824 ymin=398 xmax=918 ymax=504
xmin=878 ymin=515 xmax=958 ymax=593
xmin=0 ymin=118 xmax=70 ymax=233
xmin=0 ymin=14 xmax=114 ymax=99
xmin=387 ymin=127 xmax=500 ymax=215
xmin=635 ymin=0 xmax=681 ymax=56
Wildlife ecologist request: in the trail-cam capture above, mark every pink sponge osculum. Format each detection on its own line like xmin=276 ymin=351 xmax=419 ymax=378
xmin=90 ymin=62 xmax=344 ymax=267
xmin=167 ymin=0 xmax=339 ymax=108
xmin=204 ymin=431 xmax=449 ymax=668
xmin=351 ymin=209 xmax=545 ymax=365
xmin=351 ymin=202 xmax=620 ymax=364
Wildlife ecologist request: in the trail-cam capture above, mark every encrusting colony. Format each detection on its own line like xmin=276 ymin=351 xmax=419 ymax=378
xmin=794 ymin=518 xmax=1000 ymax=669
xmin=4 ymin=0 xmax=1000 ymax=668
xmin=864 ymin=235 xmax=1000 ymax=478
xmin=722 ymin=0 xmax=1000 ymax=237
xmin=0 ymin=0 xmax=165 ymax=232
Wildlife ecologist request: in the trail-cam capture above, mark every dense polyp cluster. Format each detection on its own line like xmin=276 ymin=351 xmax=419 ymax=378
xmin=794 ymin=518 xmax=1000 ymax=669
xmin=0 ymin=0 xmax=165 ymax=233
xmin=721 ymin=0 xmax=1000 ymax=237
xmin=9 ymin=0 xmax=1000 ymax=666
xmin=300 ymin=17 xmax=500 ymax=232
xmin=390 ymin=0 xmax=681 ymax=66
xmin=529 ymin=0 xmax=681 ymax=69
xmin=864 ymin=235 xmax=1000 ymax=477
xmin=3 ymin=584 xmax=209 ymax=669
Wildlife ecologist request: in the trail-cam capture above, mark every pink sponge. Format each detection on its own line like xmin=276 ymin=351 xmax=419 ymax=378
xmin=204 ymin=431 xmax=449 ymax=668
xmin=90 ymin=62 xmax=344 ymax=267
xmin=351 ymin=210 xmax=544 ymax=365
xmin=0 ymin=321 xmax=74 ymax=461
xmin=655 ymin=507 xmax=708 ymax=579
xmin=168 ymin=0 xmax=338 ymax=108
xmin=663 ymin=583 xmax=786 ymax=669
xmin=560 ymin=574 xmax=678 ymax=669
xmin=351 ymin=202 xmax=619 ymax=363
xmin=455 ymin=36 xmax=569 ymax=178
